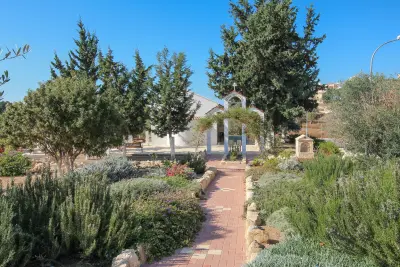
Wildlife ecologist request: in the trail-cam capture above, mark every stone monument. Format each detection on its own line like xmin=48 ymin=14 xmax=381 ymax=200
xmin=295 ymin=134 xmax=314 ymax=159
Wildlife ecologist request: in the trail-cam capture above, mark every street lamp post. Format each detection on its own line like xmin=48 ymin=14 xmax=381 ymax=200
xmin=370 ymin=35 xmax=400 ymax=79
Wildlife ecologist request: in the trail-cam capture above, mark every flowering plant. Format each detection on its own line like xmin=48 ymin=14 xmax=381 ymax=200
xmin=166 ymin=163 xmax=196 ymax=179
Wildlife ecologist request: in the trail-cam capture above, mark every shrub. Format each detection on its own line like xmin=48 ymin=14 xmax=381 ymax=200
xmin=317 ymin=141 xmax=341 ymax=156
xmin=77 ymin=156 xmax=138 ymax=182
xmin=252 ymin=157 xmax=264 ymax=166
xmin=111 ymin=178 xmax=170 ymax=200
xmin=290 ymin=157 xmax=400 ymax=266
xmin=246 ymin=159 xmax=279 ymax=181
xmin=278 ymin=149 xmax=294 ymax=159
xmin=277 ymin=158 xmax=302 ymax=171
xmin=257 ymin=172 xmax=301 ymax=188
xmin=180 ymin=153 xmax=206 ymax=174
xmin=246 ymin=236 xmax=377 ymax=267
xmin=166 ymin=163 xmax=195 ymax=179
xmin=265 ymin=208 xmax=296 ymax=238
xmin=133 ymin=191 xmax=205 ymax=261
xmin=0 ymin=152 xmax=31 ymax=176
xmin=253 ymin=180 xmax=306 ymax=221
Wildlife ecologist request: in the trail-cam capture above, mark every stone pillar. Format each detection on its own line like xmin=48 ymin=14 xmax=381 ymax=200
xmin=242 ymin=124 xmax=247 ymax=155
xmin=224 ymin=118 xmax=229 ymax=155
xmin=224 ymin=98 xmax=229 ymax=156
xmin=206 ymin=129 xmax=212 ymax=155
xmin=241 ymin=95 xmax=247 ymax=159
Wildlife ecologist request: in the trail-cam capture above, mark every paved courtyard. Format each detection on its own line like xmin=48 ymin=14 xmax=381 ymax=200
xmin=144 ymin=162 xmax=246 ymax=267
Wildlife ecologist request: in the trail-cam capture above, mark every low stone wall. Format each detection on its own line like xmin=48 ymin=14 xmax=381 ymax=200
xmin=244 ymin=167 xmax=282 ymax=263
xmin=111 ymin=166 xmax=218 ymax=267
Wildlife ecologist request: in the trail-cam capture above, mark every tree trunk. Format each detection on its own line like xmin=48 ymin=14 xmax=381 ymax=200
xmin=169 ymin=133 xmax=176 ymax=160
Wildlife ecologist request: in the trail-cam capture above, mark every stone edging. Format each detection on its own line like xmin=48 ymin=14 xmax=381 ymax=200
xmin=111 ymin=167 xmax=218 ymax=267
xmin=244 ymin=165 xmax=281 ymax=263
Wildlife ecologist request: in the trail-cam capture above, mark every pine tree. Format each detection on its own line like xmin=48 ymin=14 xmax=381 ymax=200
xmin=123 ymin=50 xmax=152 ymax=137
xmin=50 ymin=19 xmax=99 ymax=81
xmin=98 ymin=49 xmax=151 ymax=143
xmin=207 ymin=0 xmax=325 ymax=133
xmin=98 ymin=48 xmax=129 ymax=94
xmin=149 ymin=48 xmax=200 ymax=159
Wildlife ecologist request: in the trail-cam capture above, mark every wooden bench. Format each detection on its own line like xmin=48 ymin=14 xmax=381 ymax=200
xmin=122 ymin=138 xmax=145 ymax=153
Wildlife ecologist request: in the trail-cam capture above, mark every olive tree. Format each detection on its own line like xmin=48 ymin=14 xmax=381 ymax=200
xmin=328 ymin=74 xmax=400 ymax=157
xmin=0 ymin=76 xmax=123 ymax=173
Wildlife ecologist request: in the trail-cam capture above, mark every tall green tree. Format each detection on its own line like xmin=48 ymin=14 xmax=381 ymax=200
xmin=207 ymin=0 xmax=325 ymax=134
xmin=51 ymin=19 xmax=99 ymax=81
xmin=0 ymin=76 xmax=123 ymax=173
xmin=98 ymin=49 xmax=151 ymax=141
xmin=149 ymin=48 xmax=199 ymax=159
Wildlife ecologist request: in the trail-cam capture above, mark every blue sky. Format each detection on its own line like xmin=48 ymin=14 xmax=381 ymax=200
xmin=2 ymin=0 xmax=400 ymax=102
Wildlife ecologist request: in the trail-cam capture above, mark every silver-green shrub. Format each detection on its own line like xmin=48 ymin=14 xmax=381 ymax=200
xmin=246 ymin=236 xmax=377 ymax=267
xmin=111 ymin=178 xmax=170 ymax=200
xmin=77 ymin=156 xmax=139 ymax=182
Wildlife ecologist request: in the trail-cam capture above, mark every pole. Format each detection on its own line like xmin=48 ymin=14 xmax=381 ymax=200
xmin=305 ymin=112 xmax=308 ymax=138
xmin=370 ymin=38 xmax=400 ymax=79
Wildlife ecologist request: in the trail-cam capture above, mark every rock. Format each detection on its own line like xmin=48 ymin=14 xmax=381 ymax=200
xmin=246 ymin=176 xmax=253 ymax=183
xmin=247 ymin=210 xmax=261 ymax=226
xmin=246 ymin=190 xmax=254 ymax=201
xmin=246 ymin=180 xmax=254 ymax=190
xmin=247 ymin=240 xmax=265 ymax=254
xmin=248 ymin=226 xmax=268 ymax=244
xmin=248 ymin=202 xmax=257 ymax=211
xmin=267 ymin=155 xmax=276 ymax=159
xmin=265 ymin=226 xmax=281 ymax=244
xmin=112 ymin=249 xmax=140 ymax=267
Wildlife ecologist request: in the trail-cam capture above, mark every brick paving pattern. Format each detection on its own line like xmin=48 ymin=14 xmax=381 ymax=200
xmin=144 ymin=161 xmax=246 ymax=267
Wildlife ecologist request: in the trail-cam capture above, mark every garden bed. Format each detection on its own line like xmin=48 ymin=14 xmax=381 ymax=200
xmin=0 ymin=154 xmax=213 ymax=267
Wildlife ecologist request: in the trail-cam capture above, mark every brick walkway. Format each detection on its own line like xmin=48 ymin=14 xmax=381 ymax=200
xmin=145 ymin=162 xmax=246 ymax=267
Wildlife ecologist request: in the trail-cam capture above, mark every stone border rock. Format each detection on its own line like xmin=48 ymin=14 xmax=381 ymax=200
xmin=244 ymin=165 xmax=282 ymax=263
xmin=197 ymin=166 xmax=217 ymax=191
xmin=111 ymin=167 xmax=218 ymax=267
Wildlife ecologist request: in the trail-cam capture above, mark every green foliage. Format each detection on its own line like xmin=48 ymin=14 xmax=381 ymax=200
xmin=207 ymin=1 xmax=325 ymax=130
xmin=277 ymin=158 xmax=303 ymax=171
xmin=165 ymin=163 xmax=195 ymax=180
xmin=149 ymin=48 xmax=200 ymax=158
xmin=111 ymin=178 xmax=170 ymax=200
xmin=330 ymin=74 xmax=400 ymax=157
xmin=0 ymin=76 xmax=123 ymax=173
xmin=257 ymin=172 xmax=301 ymax=188
xmin=180 ymin=152 xmax=206 ymax=174
xmin=0 ymin=44 xmax=30 ymax=89
xmin=77 ymin=156 xmax=138 ymax=183
xmin=253 ymin=175 xmax=305 ymax=221
xmin=289 ymin=156 xmax=400 ymax=266
xmin=246 ymin=236 xmax=377 ymax=267
xmin=246 ymin=158 xmax=279 ymax=181
xmin=0 ymin=167 xmax=204 ymax=266
xmin=322 ymin=87 xmax=340 ymax=103
xmin=133 ymin=191 xmax=205 ymax=261
xmin=317 ymin=141 xmax=341 ymax=156
xmin=0 ymin=152 xmax=31 ymax=176
xmin=0 ymin=197 xmax=16 ymax=267
xmin=196 ymin=107 xmax=263 ymax=142
xmin=278 ymin=149 xmax=295 ymax=159
xmin=51 ymin=19 xmax=98 ymax=80
xmin=99 ymin=49 xmax=151 ymax=138
xmin=265 ymin=208 xmax=296 ymax=238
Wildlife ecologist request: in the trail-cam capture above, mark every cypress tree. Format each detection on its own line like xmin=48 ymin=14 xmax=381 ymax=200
xmin=207 ymin=0 xmax=325 ymax=133
xmin=50 ymin=19 xmax=99 ymax=81
xmin=149 ymin=48 xmax=199 ymax=159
